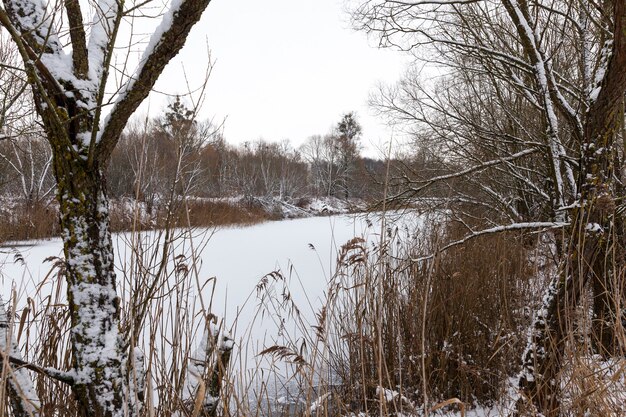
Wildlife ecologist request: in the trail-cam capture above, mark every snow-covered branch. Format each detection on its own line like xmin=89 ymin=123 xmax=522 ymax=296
xmin=501 ymin=0 xmax=576 ymax=207
xmin=413 ymin=221 xmax=568 ymax=262
xmin=99 ymin=0 xmax=212 ymax=162
xmin=385 ymin=0 xmax=482 ymax=5
xmin=87 ymin=0 xmax=119 ymax=81
xmin=3 ymin=353 xmax=75 ymax=385
xmin=64 ymin=0 xmax=89 ymax=78
xmin=2 ymin=0 xmax=63 ymax=55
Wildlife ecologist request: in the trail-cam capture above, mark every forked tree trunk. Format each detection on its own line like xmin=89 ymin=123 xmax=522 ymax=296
xmin=0 ymin=0 xmax=212 ymax=414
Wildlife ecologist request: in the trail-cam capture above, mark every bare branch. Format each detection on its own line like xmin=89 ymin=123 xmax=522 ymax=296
xmin=414 ymin=221 xmax=568 ymax=262
xmin=98 ymin=0 xmax=212 ymax=164
xmin=64 ymin=0 xmax=89 ymax=78
xmin=2 ymin=352 xmax=75 ymax=385
xmin=389 ymin=147 xmax=538 ymax=197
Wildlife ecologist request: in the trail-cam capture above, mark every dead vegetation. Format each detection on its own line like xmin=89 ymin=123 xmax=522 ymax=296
xmin=2 ymin=211 xmax=625 ymax=416
xmin=244 ymin=213 xmax=625 ymax=417
xmin=0 ymin=198 xmax=272 ymax=245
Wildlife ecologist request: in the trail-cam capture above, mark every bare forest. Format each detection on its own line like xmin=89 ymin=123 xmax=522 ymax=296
xmin=1 ymin=1 xmax=625 ymax=417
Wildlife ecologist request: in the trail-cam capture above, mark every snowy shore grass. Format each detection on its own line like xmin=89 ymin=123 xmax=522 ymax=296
xmin=0 ymin=195 xmax=366 ymax=244
xmin=2 ymin=211 xmax=625 ymax=416
xmin=242 ymin=214 xmax=533 ymax=416
xmin=234 ymin=214 xmax=625 ymax=417
xmin=1 ymin=212 xmax=388 ymax=415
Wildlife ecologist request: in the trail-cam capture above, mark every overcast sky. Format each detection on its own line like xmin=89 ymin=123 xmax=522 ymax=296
xmin=146 ymin=0 xmax=410 ymax=155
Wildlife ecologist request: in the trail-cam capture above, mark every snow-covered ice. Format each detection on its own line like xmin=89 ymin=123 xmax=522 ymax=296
xmin=1 ymin=213 xmax=412 ymax=360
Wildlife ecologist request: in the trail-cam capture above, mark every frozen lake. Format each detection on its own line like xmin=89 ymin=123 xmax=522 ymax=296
xmin=2 ymin=214 xmax=380 ymax=316
xmin=0 ymin=211 xmax=424 ymax=411
xmin=1 ymin=212 xmax=416 ymax=354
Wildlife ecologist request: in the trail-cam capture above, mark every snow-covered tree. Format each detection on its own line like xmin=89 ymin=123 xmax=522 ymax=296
xmin=353 ymin=0 xmax=626 ymax=415
xmin=0 ymin=0 xmax=212 ymax=415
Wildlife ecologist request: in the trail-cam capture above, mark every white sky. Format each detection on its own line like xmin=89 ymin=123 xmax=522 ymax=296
xmin=145 ymin=0 xmax=410 ymax=155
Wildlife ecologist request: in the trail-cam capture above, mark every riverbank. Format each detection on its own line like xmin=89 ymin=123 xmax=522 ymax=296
xmin=0 ymin=195 xmax=368 ymax=244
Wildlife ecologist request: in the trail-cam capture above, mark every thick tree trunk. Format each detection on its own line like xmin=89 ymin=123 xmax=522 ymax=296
xmin=514 ymin=2 xmax=626 ymax=415
xmin=587 ymin=191 xmax=623 ymax=357
xmin=581 ymin=0 xmax=626 ymax=356
xmin=53 ymin=150 xmax=127 ymax=417
xmin=514 ymin=261 xmax=585 ymax=417
xmin=0 ymin=1 xmax=212 ymax=415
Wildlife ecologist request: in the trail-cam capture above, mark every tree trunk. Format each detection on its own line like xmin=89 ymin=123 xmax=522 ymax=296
xmin=0 ymin=0 xmax=212 ymax=415
xmin=53 ymin=148 xmax=127 ymax=417
xmin=514 ymin=259 xmax=585 ymax=417
xmin=515 ymin=2 xmax=626 ymax=415
xmin=587 ymin=191 xmax=623 ymax=357
xmin=581 ymin=0 xmax=626 ymax=356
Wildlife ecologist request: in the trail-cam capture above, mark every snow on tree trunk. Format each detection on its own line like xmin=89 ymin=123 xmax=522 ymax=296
xmin=54 ymin=156 xmax=128 ymax=417
xmin=512 ymin=272 xmax=584 ymax=417
xmin=183 ymin=319 xmax=234 ymax=417
xmin=578 ymin=0 xmax=626 ymax=355
xmin=0 ymin=0 xmax=212 ymax=414
xmin=512 ymin=1 xmax=626 ymax=415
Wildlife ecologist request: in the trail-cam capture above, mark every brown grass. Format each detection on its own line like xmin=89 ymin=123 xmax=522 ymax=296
xmin=180 ymin=199 xmax=272 ymax=227
xmin=0 ymin=200 xmax=59 ymax=244
xmin=108 ymin=197 xmax=271 ymax=233
xmin=3 ymin=212 xmax=234 ymax=416
xmin=4 ymin=205 xmax=625 ymax=416
xmin=244 ymin=213 xmax=542 ymax=416
xmin=245 ymin=212 xmax=626 ymax=416
xmin=1 ymin=197 xmax=272 ymax=244
xmin=326 ymin=216 xmax=536 ymax=410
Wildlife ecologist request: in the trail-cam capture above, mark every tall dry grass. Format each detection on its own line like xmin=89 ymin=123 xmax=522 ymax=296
xmin=3 ymin=198 xmax=626 ymax=417
xmin=108 ymin=197 xmax=270 ymax=233
xmin=0 ymin=197 xmax=270 ymax=244
xmin=245 ymin=214 xmax=537 ymax=416
xmin=0 ymin=199 xmax=59 ymax=243
xmin=1 ymin=191 xmax=237 ymax=417
xmin=245 ymin=212 xmax=626 ymax=417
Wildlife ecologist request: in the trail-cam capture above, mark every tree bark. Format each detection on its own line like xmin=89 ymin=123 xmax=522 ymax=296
xmin=515 ymin=1 xmax=626 ymax=415
xmin=53 ymin=151 xmax=127 ymax=417
xmin=0 ymin=0 xmax=212 ymax=414
xmin=580 ymin=0 xmax=626 ymax=357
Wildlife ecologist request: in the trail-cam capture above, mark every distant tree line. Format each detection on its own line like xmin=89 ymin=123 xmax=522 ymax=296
xmin=106 ymin=100 xmax=388 ymax=203
xmin=1 ymin=96 xmax=393 ymax=212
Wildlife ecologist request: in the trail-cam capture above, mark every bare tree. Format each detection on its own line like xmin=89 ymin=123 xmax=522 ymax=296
xmin=299 ymin=113 xmax=362 ymax=199
xmin=353 ymin=0 xmax=626 ymax=415
xmin=0 ymin=129 xmax=54 ymax=203
xmin=300 ymin=134 xmax=331 ymax=196
xmin=0 ymin=0 xmax=212 ymax=415
xmin=0 ymin=33 xmax=29 ymax=142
